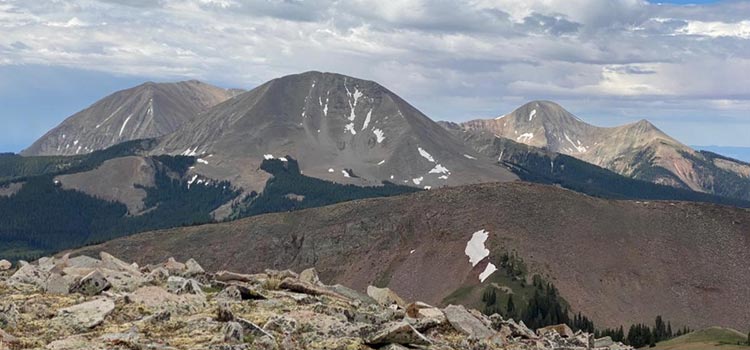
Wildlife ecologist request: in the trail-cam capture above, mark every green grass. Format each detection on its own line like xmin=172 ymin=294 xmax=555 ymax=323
xmin=654 ymin=327 xmax=750 ymax=350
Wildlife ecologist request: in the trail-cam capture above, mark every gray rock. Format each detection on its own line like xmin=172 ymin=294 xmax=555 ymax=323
xmin=0 ymin=302 xmax=19 ymax=329
xmin=299 ymin=267 xmax=321 ymax=286
xmin=146 ymin=267 xmax=170 ymax=285
xmin=66 ymin=255 xmax=102 ymax=269
xmin=55 ymin=298 xmax=115 ymax=331
xmin=185 ymin=258 xmax=205 ymax=276
xmin=263 ymin=314 xmax=298 ymax=335
xmin=9 ymin=262 xmax=49 ymax=288
xmin=365 ymin=321 xmax=432 ymax=346
xmin=70 ymin=269 xmax=111 ymax=296
xmin=45 ymin=273 xmax=76 ymax=295
xmin=100 ymin=252 xmax=140 ymax=275
xmin=163 ymin=257 xmax=186 ymax=275
xmin=167 ymin=276 xmax=203 ymax=295
xmin=443 ymin=304 xmax=494 ymax=339
xmin=237 ymin=317 xmax=275 ymax=340
xmin=0 ymin=259 xmax=11 ymax=271
xmin=326 ymin=284 xmax=377 ymax=305
xmin=251 ymin=335 xmax=278 ymax=350
xmin=216 ymin=284 xmax=267 ymax=302
xmin=595 ymin=336 xmax=614 ymax=348
xmin=223 ymin=321 xmax=244 ymax=343
xmin=367 ymin=286 xmax=406 ymax=307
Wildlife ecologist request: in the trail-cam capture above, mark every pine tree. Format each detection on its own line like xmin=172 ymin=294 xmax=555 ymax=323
xmin=506 ymin=294 xmax=516 ymax=319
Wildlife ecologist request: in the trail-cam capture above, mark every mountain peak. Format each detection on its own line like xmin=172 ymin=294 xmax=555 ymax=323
xmin=22 ymin=80 xmax=239 ymax=156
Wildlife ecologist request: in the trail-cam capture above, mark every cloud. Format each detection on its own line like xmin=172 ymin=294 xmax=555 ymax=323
xmin=0 ymin=0 xmax=747 ymax=132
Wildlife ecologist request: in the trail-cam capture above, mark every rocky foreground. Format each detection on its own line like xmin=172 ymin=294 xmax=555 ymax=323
xmin=0 ymin=254 xmax=632 ymax=350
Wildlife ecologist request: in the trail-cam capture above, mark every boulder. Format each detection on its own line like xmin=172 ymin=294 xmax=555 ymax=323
xmin=365 ymin=321 xmax=432 ymax=346
xmin=66 ymin=255 xmax=102 ymax=269
xmin=167 ymin=276 xmax=203 ymax=295
xmin=406 ymin=302 xmax=445 ymax=322
xmin=100 ymin=252 xmax=140 ymax=275
xmin=163 ymin=257 xmax=186 ymax=275
xmin=185 ymin=258 xmax=205 ymax=276
xmin=9 ymin=262 xmax=49 ymax=288
xmin=594 ymin=336 xmax=614 ymax=348
xmin=263 ymin=315 xmax=299 ymax=335
xmin=54 ymin=298 xmax=115 ymax=331
xmin=443 ymin=304 xmax=494 ymax=339
xmin=223 ymin=321 xmax=244 ymax=343
xmin=145 ymin=267 xmax=170 ymax=285
xmin=127 ymin=286 xmax=206 ymax=315
xmin=299 ymin=267 xmax=322 ymax=286
xmin=279 ymin=278 xmax=348 ymax=300
xmin=367 ymin=286 xmax=406 ymax=307
xmin=326 ymin=284 xmax=377 ymax=305
xmin=70 ymin=269 xmax=111 ymax=296
xmin=216 ymin=284 xmax=266 ymax=301
xmin=537 ymin=323 xmax=575 ymax=338
xmin=0 ymin=302 xmax=19 ymax=329
xmin=265 ymin=269 xmax=298 ymax=280
xmin=100 ymin=268 xmax=145 ymax=292
xmin=45 ymin=273 xmax=76 ymax=295
xmin=237 ymin=317 xmax=275 ymax=340
xmin=0 ymin=259 xmax=11 ymax=271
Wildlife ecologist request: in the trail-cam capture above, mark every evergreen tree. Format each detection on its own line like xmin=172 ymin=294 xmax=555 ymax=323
xmin=506 ymin=294 xmax=516 ymax=319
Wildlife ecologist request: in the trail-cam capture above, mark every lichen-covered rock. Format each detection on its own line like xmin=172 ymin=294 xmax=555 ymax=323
xmin=69 ymin=270 xmax=111 ymax=296
xmin=0 ymin=252 xmax=636 ymax=350
xmin=54 ymin=297 xmax=115 ymax=331
xmin=0 ymin=259 xmax=11 ymax=271
xmin=367 ymin=285 xmax=406 ymax=307
xmin=443 ymin=304 xmax=495 ymax=339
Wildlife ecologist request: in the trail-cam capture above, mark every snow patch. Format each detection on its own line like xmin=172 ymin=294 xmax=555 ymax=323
xmin=412 ymin=177 xmax=424 ymax=185
xmin=424 ymin=186 xmax=431 ymax=190
xmin=263 ymin=154 xmax=274 ymax=160
xmin=344 ymin=123 xmax=356 ymax=135
xmin=197 ymin=158 xmax=209 ymax=165
xmin=564 ymin=133 xmax=587 ymax=153
xmin=342 ymin=169 xmax=352 ymax=178
xmin=361 ymin=108 xmax=372 ymax=130
xmin=438 ymin=175 xmax=449 ymax=180
xmin=328 ymin=168 xmax=335 ymax=173
xmin=465 ymin=229 xmax=490 ymax=267
xmin=377 ymin=160 xmax=385 ymax=165
xmin=119 ymin=114 xmax=133 ymax=137
xmin=463 ymin=154 xmax=476 ymax=160
xmin=187 ymin=175 xmax=198 ymax=189
xmin=479 ymin=263 xmax=497 ymax=282
xmin=529 ymin=109 xmax=537 ymax=121
xmin=417 ymin=147 xmax=435 ymax=163
xmin=373 ymin=129 xmax=385 ymax=143
xmin=278 ymin=157 xmax=288 ymax=162
xmin=516 ymin=133 xmax=534 ymax=143
xmin=429 ymin=164 xmax=450 ymax=174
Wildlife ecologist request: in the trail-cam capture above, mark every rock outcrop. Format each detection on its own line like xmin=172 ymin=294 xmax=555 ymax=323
xmin=0 ymin=252 xmax=635 ymax=350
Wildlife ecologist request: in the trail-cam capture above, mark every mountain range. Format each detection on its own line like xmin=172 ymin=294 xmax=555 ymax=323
xmin=460 ymin=101 xmax=750 ymax=201
xmin=3 ymin=71 xmax=750 ymax=337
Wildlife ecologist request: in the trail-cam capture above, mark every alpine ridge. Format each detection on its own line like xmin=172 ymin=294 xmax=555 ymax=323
xmin=460 ymin=101 xmax=750 ymax=201
xmin=22 ymin=80 xmax=242 ymax=156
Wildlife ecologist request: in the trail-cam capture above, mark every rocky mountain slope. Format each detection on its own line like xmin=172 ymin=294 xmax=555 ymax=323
xmin=0 ymin=252 xmax=632 ymax=350
xmin=440 ymin=122 xmax=750 ymax=208
xmin=22 ymin=81 xmax=241 ymax=156
xmin=72 ymin=182 xmax=750 ymax=332
xmin=154 ymin=71 xmax=517 ymax=192
xmin=460 ymin=101 xmax=750 ymax=201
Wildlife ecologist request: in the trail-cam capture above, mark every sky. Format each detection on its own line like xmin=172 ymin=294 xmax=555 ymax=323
xmin=1 ymin=0 xmax=749 ymax=153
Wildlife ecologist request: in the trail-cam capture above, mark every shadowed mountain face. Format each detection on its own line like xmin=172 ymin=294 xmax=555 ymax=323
xmin=72 ymin=181 xmax=750 ymax=332
xmin=22 ymin=81 xmax=241 ymax=156
xmin=155 ymin=71 xmax=517 ymax=192
xmin=461 ymin=101 xmax=750 ymax=201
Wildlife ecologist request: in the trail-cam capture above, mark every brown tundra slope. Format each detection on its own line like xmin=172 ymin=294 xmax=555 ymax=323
xmin=73 ymin=182 xmax=750 ymax=331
